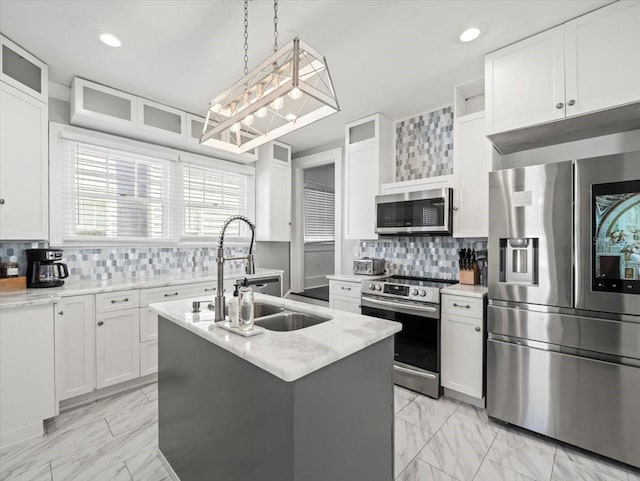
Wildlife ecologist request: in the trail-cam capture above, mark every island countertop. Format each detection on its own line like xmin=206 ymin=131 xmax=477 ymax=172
xmin=150 ymin=293 xmax=402 ymax=382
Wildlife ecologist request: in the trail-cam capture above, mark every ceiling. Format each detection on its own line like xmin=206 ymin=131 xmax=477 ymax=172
xmin=0 ymin=0 xmax=610 ymax=154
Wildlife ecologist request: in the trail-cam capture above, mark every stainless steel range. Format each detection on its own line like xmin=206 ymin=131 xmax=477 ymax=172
xmin=361 ymin=275 xmax=456 ymax=398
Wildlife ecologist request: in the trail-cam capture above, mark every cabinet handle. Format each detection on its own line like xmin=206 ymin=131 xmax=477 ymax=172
xmin=164 ymin=292 xmax=179 ymax=297
xmin=57 ymin=310 xmax=64 ymax=316
xmin=453 ymin=303 xmax=471 ymax=309
xmin=567 ymin=99 xmax=576 ymax=106
xmin=555 ymin=102 xmax=564 ymax=109
xmin=0 ymin=198 xmax=4 ymax=205
xmin=475 ymin=327 xmax=481 ymax=332
xmin=110 ymin=298 xmax=129 ymax=304
xmin=97 ymin=321 xmax=104 ymax=326
xmin=341 ymin=286 xmax=352 ymax=291
xmin=204 ymin=287 xmax=216 ymax=292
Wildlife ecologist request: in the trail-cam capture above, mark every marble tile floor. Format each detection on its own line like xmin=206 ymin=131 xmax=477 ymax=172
xmin=1 ymin=382 xmax=638 ymax=481
xmin=393 ymin=386 xmax=640 ymax=481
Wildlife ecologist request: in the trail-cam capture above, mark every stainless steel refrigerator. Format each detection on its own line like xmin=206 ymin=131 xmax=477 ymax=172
xmin=487 ymin=152 xmax=640 ymax=468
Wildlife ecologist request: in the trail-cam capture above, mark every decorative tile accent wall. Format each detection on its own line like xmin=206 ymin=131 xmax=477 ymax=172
xmin=0 ymin=242 xmax=249 ymax=280
xmin=395 ymin=106 xmax=454 ymax=181
xmin=355 ymin=237 xmax=487 ymax=280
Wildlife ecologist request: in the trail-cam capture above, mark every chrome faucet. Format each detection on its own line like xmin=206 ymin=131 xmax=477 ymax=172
xmin=213 ymin=215 xmax=256 ymax=321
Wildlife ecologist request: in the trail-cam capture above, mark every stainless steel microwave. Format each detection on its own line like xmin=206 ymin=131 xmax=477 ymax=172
xmin=375 ymin=188 xmax=453 ymax=236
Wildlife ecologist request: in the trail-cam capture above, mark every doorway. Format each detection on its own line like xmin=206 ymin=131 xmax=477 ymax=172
xmin=290 ymin=148 xmax=342 ymax=300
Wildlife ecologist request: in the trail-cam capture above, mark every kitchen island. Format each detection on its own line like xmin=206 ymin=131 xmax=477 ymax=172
xmin=150 ymin=294 xmax=401 ymax=481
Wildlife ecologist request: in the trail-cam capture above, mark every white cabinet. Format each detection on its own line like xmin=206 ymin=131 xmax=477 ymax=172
xmin=140 ymin=341 xmax=158 ymax=377
xmin=329 ymin=279 xmax=361 ymax=313
xmin=54 ymin=296 xmax=96 ymax=401
xmin=96 ymin=308 xmax=140 ymax=389
xmin=71 ymin=77 xmax=138 ymax=129
xmin=441 ymin=293 xmax=486 ymax=402
xmin=485 ymin=2 xmax=640 ymax=139
xmin=0 ymin=304 xmax=55 ymax=448
xmin=138 ymin=98 xmax=186 ymax=140
xmin=344 ymin=113 xmax=393 ymax=240
xmin=0 ymin=36 xmax=48 ymax=241
xmin=256 ymin=141 xmax=292 ymax=241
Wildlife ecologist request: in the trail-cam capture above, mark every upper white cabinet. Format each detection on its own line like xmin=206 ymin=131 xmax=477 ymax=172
xmin=0 ymin=304 xmax=56 ymax=448
xmin=70 ymin=77 xmax=256 ymax=163
xmin=0 ymin=35 xmax=48 ymax=241
xmin=255 ymin=141 xmax=292 ymax=242
xmin=485 ymin=2 xmax=640 ymax=151
xmin=344 ymin=113 xmax=393 ymax=240
xmin=55 ymin=296 xmax=96 ymax=401
xmin=0 ymin=35 xmax=48 ymax=103
xmin=452 ymin=79 xmax=493 ymax=238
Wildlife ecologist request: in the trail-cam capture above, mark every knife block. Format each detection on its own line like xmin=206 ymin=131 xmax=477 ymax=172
xmin=459 ymin=266 xmax=480 ymax=285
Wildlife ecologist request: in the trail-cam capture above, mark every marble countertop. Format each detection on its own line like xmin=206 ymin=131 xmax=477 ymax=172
xmin=441 ymin=284 xmax=488 ymax=298
xmin=150 ymin=293 xmax=402 ymax=382
xmin=326 ymin=273 xmax=387 ymax=283
xmin=0 ymin=269 xmax=283 ymax=310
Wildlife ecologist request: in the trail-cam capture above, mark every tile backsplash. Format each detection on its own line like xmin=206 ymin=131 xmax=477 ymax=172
xmin=0 ymin=242 xmax=249 ymax=281
xmin=355 ymin=237 xmax=487 ymax=280
xmin=395 ymin=106 xmax=454 ymax=181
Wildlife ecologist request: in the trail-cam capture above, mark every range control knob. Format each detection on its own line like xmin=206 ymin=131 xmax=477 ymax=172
xmin=412 ymin=289 xmax=419 ymax=296
xmin=419 ymin=290 xmax=427 ymax=297
xmin=369 ymin=283 xmax=375 ymax=290
xmin=375 ymin=284 xmax=382 ymax=291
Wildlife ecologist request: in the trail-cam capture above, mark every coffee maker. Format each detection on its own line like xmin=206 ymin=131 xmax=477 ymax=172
xmin=26 ymin=249 xmax=69 ymax=288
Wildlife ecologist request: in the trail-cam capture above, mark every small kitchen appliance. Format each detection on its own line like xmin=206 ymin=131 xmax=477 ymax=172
xmin=360 ymin=275 xmax=456 ymax=398
xmin=26 ymin=248 xmax=69 ymax=288
xmin=353 ymin=257 xmax=385 ymax=276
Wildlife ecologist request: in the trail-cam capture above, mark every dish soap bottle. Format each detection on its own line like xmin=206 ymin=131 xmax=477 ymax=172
xmin=228 ymin=284 xmax=240 ymax=328
xmin=238 ymin=279 xmax=254 ymax=332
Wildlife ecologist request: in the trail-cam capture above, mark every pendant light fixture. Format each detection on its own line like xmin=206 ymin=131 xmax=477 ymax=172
xmin=200 ymin=0 xmax=340 ymax=154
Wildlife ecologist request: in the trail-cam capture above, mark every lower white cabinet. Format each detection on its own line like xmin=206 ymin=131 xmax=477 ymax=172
xmin=441 ymin=293 xmax=485 ymax=401
xmin=329 ymin=279 xmax=361 ymax=313
xmin=55 ymin=295 xmax=95 ymax=401
xmin=140 ymin=341 xmax=158 ymax=376
xmin=96 ymin=308 xmax=140 ymax=389
xmin=0 ymin=304 xmax=55 ymax=448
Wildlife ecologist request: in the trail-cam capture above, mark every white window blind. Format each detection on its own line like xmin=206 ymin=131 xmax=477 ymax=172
xmin=56 ymin=141 xmax=174 ymax=242
xmin=303 ymin=184 xmax=335 ymax=242
xmin=183 ymin=162 xmax=253 ymax=239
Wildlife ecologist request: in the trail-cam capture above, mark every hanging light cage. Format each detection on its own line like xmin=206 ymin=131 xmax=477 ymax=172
xmin=200 ymin=38 xmax=339 ymax=154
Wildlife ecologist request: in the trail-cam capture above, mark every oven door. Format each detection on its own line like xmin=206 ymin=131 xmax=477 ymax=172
xmin=375 ymin=188 xmax=452 ymax=235
xmin=361 ymin=295 xmax=441 ymax=397
xmin=576 ymin=152 xmax=640 ymax=315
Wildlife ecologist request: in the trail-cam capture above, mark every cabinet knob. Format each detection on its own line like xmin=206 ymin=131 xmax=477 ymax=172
xmin=0 ymin=198 xmax=4 ymax=205
xmin=475 ymin=326 xmax=481 ymax=332
xmin=452 ymin=206 xmax=459 ymax=211
xmin=555 ymin=102 xmax=564 ymax=109
xmin=567 ymin=99 xmax=576 ymax=106
xmin=97 ymin=321 xmax=104 ymax=326
xmin=57 ymin=310 xmax=64 ymax=316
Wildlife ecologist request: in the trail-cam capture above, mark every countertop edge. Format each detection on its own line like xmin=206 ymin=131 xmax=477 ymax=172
xmin=440 ymin=284 xmax=488 ymax=298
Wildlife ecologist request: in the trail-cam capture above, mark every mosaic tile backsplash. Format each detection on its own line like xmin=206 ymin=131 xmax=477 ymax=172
xmin=355 ymin=237 xmax=488 ymax=280
xmin=0 ymin=242 xmax=249 ymax=281
xmin=395 ymin=106 xmax=454 ymax=181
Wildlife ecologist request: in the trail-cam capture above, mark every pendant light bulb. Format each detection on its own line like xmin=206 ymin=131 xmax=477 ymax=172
xmin=242 ymin=114 xmax=254 ymax=126
xmin=288 ymin=87 xmax=302 ymax=100
xmin=270 ymin=96 xmax=284 ymax=111
xmin=255 ymin=106 xmax=268 ymax=118
xmin=230 ymin=122 xmax=242 ymax=133
xmin=286 ymin=114 xmax=297 ymax=121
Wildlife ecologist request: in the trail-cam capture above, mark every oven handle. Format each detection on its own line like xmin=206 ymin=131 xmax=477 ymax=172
xmin=394 ymin=365 xmax=437 ymax=380
xmin=361 ymin=296 xmax=439 ymax=318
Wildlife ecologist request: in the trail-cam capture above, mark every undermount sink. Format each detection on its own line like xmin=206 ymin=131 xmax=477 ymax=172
xmin=253 ymin=302 xmax=285 ymax=318
xmin=254 ymin=312 xmax=332 ymax=332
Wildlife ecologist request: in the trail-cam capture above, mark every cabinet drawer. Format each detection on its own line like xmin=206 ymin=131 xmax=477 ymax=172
xmin=442 ymin=295 xmax=483 ymax=319
xmin=96 ymin=290 xmax=140 ymax=314
xmin=330 ymin=281 xmax=360 ymax=299
xmin=140 ymin=284 xmax=206 ymax=307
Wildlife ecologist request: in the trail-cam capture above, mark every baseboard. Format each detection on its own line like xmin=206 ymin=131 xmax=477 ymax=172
xmin=444 ymin=388 xmax=485 ymax=408
xmin=58 ymin=373 xmax=157 ymax=413
xmin=158 ymin=449 xmax=181 ymax=481
xmin=0 ymin=421 xmax=45 ymax=450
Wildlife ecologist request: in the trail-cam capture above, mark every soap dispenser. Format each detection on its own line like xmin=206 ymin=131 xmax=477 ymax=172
xmin=228 ymin=284 xmax=240 ymax=327
xmin=238 ymin=278 xmax=254 ymax=332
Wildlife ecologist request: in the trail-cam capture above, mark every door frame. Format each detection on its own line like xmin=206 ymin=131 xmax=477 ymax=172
xmin=290 ymin=147 xmax=343 ymax=293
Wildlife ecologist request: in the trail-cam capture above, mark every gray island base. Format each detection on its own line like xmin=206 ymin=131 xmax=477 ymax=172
xmin=157 ymin=315 xmax=395 ymax=481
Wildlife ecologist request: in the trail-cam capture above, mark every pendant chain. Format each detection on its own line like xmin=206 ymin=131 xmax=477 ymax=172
xmin=273 ymin=0 xmax=279 ymax=52
xmin=243 ymin=0 xmax=249 ymax=75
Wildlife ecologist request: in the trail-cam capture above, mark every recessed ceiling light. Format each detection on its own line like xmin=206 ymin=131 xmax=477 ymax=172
xmin=459 ymin=27 xmax=481 ymax=43
xmin=99 ymin=33 xmax=121 ymax=48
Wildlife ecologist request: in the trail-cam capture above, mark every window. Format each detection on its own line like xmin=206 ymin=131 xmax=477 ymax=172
xmin=303 ymin=184 xmax=335 ymax=242
xmin=50 ymin=124 xmax=255 ymax=245
xmin=182 ymin=162 xmax=253 ymax=239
